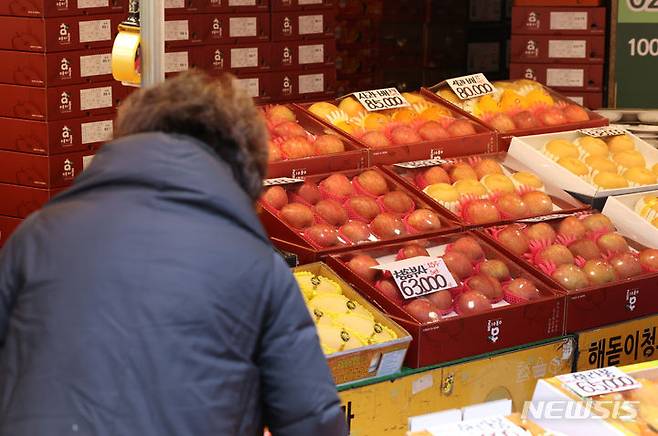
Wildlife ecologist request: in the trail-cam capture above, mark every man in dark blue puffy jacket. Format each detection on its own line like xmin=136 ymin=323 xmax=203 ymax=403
xmin=0 ymin=71 xmax=347 ymax=436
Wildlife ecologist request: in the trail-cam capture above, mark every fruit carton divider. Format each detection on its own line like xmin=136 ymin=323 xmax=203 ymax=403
xmin=263 ymin=104 xmax=368 ymax=179
xmin=325 ymin=230 xmax=566 ymax=368
xmin=421 ymin=84 xmax=609 ymax=151
xmin=259 ymin=166 xmax=462 ymax=264
xmin=508 ymin=130 xmax=658 ymax=201
xmin=477 ymin=217 xmax=658 ymax=334
xmin=602 ymin=191 xmax=658 ymax=249
xmin=0 ymin=149 xmax=95 ymax=189
xmin=0 ymin=183 xmax=64 ymax=219
xmin=381 ymin=150 xmax=590 ymax=229
xmin=293 ymin=95 xmax=498 ymax=167
xmin=294 ymin=262 xmax=412 ymax=386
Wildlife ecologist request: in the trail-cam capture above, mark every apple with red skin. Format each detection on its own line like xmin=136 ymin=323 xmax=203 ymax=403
xmin=447 ymin=119 xmax=477 ymax=137
xmin=639 ymin=249 xmax=658 ymax=271
xmin=455 ymin=291 xmax=492 ymax=315
xmin=391 ymin=125 xmax=422 ymax=145
xmin=375 ymin=279 xmax=403 ymax=304
xmin=361 ymin=131 xmax=392 ymax=149
xmin=442 ymin=251 xmax=474 ymax=280
xmin=568 ymin=239 xmax=601 ymax=260
xmin=266 ymin=105 xmax=296 ymax=125
xmin=463 ymin=200 xmax=501 ymax=225
xmin=381 ymin=191 xmax=415 ymax=214
xmin=506 ymin=278 xmax=541 ymax=301
xmin=473 ymin=159 xmax=503 ymax=178
xmin=583 ymin=260 xmax=617 ymax=285
xmin=280 ymin=202 xmax=314 ymax=229
xmin=314 ymin=134 xmax=345 ymax=155
xmin=370 ymin=213 xmax=407 ymax=239
xmin=497 ymin=224 xmax=530 ymax=256
xmin=488 ymin=113 xmax=517 ymax=132
xmin=356 ymin=170 xmax=389 ymax=196
xmin=522 ymin=191 xmax=554 ymax=215
xmin=404 ymin=298 xmax=441 ymax=323
xmin=305 ymin=224 xmax=339 ymax=247
xmin=537 ymin=244 xmax=575 ymax=266
xmin=397 ymin=244 xmax=430 ymax=260
xmin=416 ymin=166 xmax=450 ymax=188
xmin=609 ymin=253 xmax=642 ymax=279
xmin=563 ymin=105 xmax=590 ymax=123
xmin=407 ymin=209 xmax=443 ymax=232
xmin=345 ymin=196 xmax=380 ymax=222
xmin=467 ymin=274 xmax=503 ymax=302
xmin=557 ymin=216 xmax=587 ymax=240
xmin=479 ymin=259 xmax=511 ymax=281
xmin=268 ymin=141 xmax=282 ymax=162
xmin=296 ymin=183 xmax=321 ymax=205
xmin=262 ymin=186 xmax=288 ymax=210
xmin=272 ymin=120 xmax=306 ymax=138
xmin=552 ymin=264 xmax=589 ymax=291
xmin=340 ymin=220 xmax=371 ymax=243
xmin=347 ymin=254 xmax=380 ymax=282
xmin=451 ymin=236 xmax=485 ymax=262
xmin=512 ymin=111 xmax=541 ymax=129
xmin=315 ymin=199 xmax=348 ymax=226
xmin=496 ymin=193 xmax=529 ymax=219
xmin=596 ymin=233 xmax=630 ymax=256
xmin=539 ymin=108 xmax=567 ymax=126
xmin=525 ymin=223 xmax=557 ymax=243
xmin=320 ymin=174 xmax=353 ymax=199
xmin=418 ymin=121 xmax=450 ymax=141
xmin=427 ymin=290 xmax=453 ymax=312
xmin=582 ymin=214 xmax=615 ymax=234
xmin=281 ymin=136 xmax=315 ymax=159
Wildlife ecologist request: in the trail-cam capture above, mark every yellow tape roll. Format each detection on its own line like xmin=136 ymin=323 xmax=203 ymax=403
xmin=112 ymin=30 xmax=141 ymax=85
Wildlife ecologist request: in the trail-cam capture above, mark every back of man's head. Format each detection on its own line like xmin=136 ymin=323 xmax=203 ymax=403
xmin=114 ymin=70 xmax=268 ymax=200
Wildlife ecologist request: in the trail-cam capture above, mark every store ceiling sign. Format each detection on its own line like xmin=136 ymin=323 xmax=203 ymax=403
xmin=446 ymin=73 xmax=495 ymax=100
xmin=557 ymin=366 xmax=642 ymax=398
xmin=373 ymin=257 xmax=458 ymax=300
xmin=352 ymin=88 xmax=410 ymax=112
xmin=579 ymin=126 xmax=628 ymax=138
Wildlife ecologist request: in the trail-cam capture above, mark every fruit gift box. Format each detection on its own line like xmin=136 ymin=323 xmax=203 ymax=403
xmin=260 ymin=104 xmax=368 ymax=178
xmin=507 ymin=129 xmax=658 ymax=207
xmin=603 ymin=190 xmax=658 ymax=248
xmin=427 ymin=79 xmax=607 ymax=149
xmin=382 ymin=152 xmax=588 ymax=228
xmin=259 ymin=167 xmax=461 ymax=263
xmin=296 ymin=91 xmax=497 ymax=165
xmin=481 ymin=212 xmax=658 ymax=332
xmin=293 ymin=262 xmax=411 ymax=386
xmin=326 ymin=232 xmax=566 ymax=368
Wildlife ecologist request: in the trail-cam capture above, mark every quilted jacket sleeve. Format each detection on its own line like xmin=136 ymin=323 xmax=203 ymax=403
xmin=0 ymin=232 xmax=23 ymax=350
xmin=258 ymin=254 xmax=347 ymax=436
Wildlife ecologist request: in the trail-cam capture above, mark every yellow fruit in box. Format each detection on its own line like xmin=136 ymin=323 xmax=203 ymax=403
xmin=308 ymin=101 xmax=340 ymax=120
xmin=418 ymin=106 xmax=451 ymax=122
xmin=335 ymin=313 xmax=375 ymax=339
xmin=513 ymin=79 xmax=543 ymax=90
xmin=475 ymin=94 xmax=499 ymax=116
xmin=294 ymin=271 xmax=341 ymax=297
xmin=308 ymin=293 xmax=351 ymax=315
xmin=525 ymin=89 xmax=554 ymax=107
xmin=370 ymin=323 xmax=397 ymax=344
xmin=499 ymin=90 xmax=526 ymax=112
xmin=338 ymin=96 xmax=366 ymax=118
xmin=333 ymin=121 xmax=356 ymax=134
xmin=391 ymin=108 xmax=418 ymax=123
xmin=402 ymin=92 xmax=427 ymax=105
xmin=437 ymin=88 xmax=460 ymax=105
xmin=362 ymin=112 xmax=389 ymax=131
xmin=317 ymin=323 xmax=365 ymax=353
xmin=492 ymin=81 xmax=513 ymax=90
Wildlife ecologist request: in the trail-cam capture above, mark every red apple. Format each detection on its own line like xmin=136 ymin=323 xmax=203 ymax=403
xmin=563 ymin=105 xmax=590 ymax=123
xmin=273 ymin=121 xmax=306 ymax=138
xmin=407 ymin=209 xmax=443 ymax=232
xmin=345 ymin=196 xmax=380 ymax=222
xmin=496 ymin=193 xmax=529 ymax=219
xmin=497 ymin=224 xmax=530 ymax=256
xmin=506 ymin=278 xmax=541 ymax=301
xmin=467 ymin=274 xmax=503 ymax=302
xmin=557 ymin=216 xmax=587 ymax=240
xmin=361 ymin=131 xmax=392 ymax=149
xmin=568 ymin=239 xmax=601 ymax=260
xmin=583 ymin=259 xmax=617 ymax=285
xmin=391 ymin=125 xmax=422 ymax=145
xmin=596 ymin=233 xmax=630 ymax=256
xmin=381 ymin=191 xmax=415 ymax=214
xmin=525 ymin=223 xmax=557 ymax=243
xmin=340 ymin=220 xmax=371 ymax=243
xmin=296 ymin=183 xmax=321 ymax=205
xmin=320 ymin=173 xmax=353 ymax=199
xmin=463 ymin=199 xmax=501 ymax=225
xmin=280 ymin=202 xmax=314 ymax=229
xmin=314 ymin=134 xmax=345 ymax=155
xmin=447 ymin=119 xmax=477 ymax=137
xmin=397 ymin=244 xmax=430 ymax=260
xmin=552 ymin=264 xmax=589 ymax=291
xmin=582 ymin=214 xmax=615 ymax=234
xmin=262 ymin=186 xmax=288 ymax=210
xmin=537 ymin=244 xmax=575 ymax=266
xmin=404 ymin=298 xmax=441 ymax=323
xmin=347 ymin=254 xmax=379 ymax=282
xmin=488 ymin=113 xmax=517 ymax=132
xmin=442 ymin=251 xmax=474 ymax=280
xmin=370 ymin=213 xmax=407 ymax=239
xmin=418 ymin=121 xmax=450 ymax=141
xmin=639 ymin=249 xmax=658 ymax=271
xmin=451 ymin=236 xmax=485 ymax=262
xmin=375 ymin=279 xmax=403 ymax=304
xmin=512 ymin=111 xmax=541 ymax=129
xmin=305 ymin=224 xmax=339 ymax=247
xmin=479 ymin=259 xmax=511 ymax=281
xmin=539 ymin=108 xmax=567 ymax=126
xmin=416 ymin=166 xmax=450 ymax=189
xmin=280 ymin=136 xmax=315 ymax=159
xmin=427 ymin=290 xmax=453 ymax=312
xmin=356 ymin=170 xmax=389 ymax=196
xmin=455 ymin=291 xmax=492 ymax=315
xmin=609 ymin=253 xmax=643 ymax=279
xmin=315 ymin=199 xmax=348 ymax=226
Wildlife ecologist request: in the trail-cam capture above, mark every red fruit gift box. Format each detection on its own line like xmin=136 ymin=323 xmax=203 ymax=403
xmin=327 ymin=232 xmax=565 ymax=368
xmin=482 ymin=212 xmax=658 ymax=332
xmin=259 ymin=167 xmax=460 ymax=263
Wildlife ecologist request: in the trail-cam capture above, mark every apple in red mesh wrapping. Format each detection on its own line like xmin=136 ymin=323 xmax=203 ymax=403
xmin=418 ymin=121 xmax=450 ymax=141
xmin=522 ymin=191 xmax=553 ymax=215
xmin=552 ymin=264 xmax=589 ymax=291
xmin=339 ymin=220 xmax=371 ymax=243
xmin=268 ymin=141 xmax=282 ymax=162
xmin=361 ymin=131 xmax=392 ymax=149
xmin=525 ymin=223 xmax=557 ymax=243
xmin=296 ymin=183 xmax=321 ymax=205
xmin=473 ymin=159 xmax=503 ymax=179
xmin=427 ymin=290 xmax=453 ymax=312
xmin=609 ymin=253 xmax=642 ymax=279
xmin=557 ymin=216 xmax=587 ymax=240
xmin=347 ymin=254 xmax=379 ymax=282
xmin=479 ymin=259 xmax=510 ymax=281
xmin=442 ymin=251 xmax=474 ymax=280
xmin=563 ymin=105 xmax=590 ymax=123
xmin=280 ymin=136 xmax=315 ymax=159
xmin=390 ymin=125 xmax=422 ymax=145
xmin=314 ymin=134 xmax=345 ymax=155
xmin=506 ymin=278 xmax=541 ymax=301
xmin=272 ymin=121 xmax=307 ymax=138
xmin=407 ymin=209 xmax=443 ymax=232
xmin=451 ymin=236 xmax=485 ymax=262
xmin=450 ymin=163 xmax=478 ymax=182
xmin=345 ymin=196 xmax=380 ymax=222
xmin=463 ymin=199 xmax=501 ymax=225
xmin=455 ymin=291 xmax=492 ymax=315
xmin=496 ymin=193 xmax=529 ymax=219
xmin=537 ymin=244 xmax=575 ymax=267
xmin=404 ymin=298 xmax=441 ymax=323
xmin=376 ymin=279 xmax=403 ymax=304
xmin=315 ymin=199 xmax=348 ymax=226
xmin=370 ymin=213 xmax=407 ymax=238
xmin=280 ymin=202 xmax=314 ymax=229
xmin=320 ymin=174 xmax=353 ymax=199
xmin=397 ymin=244 xmax=430 ymax=260
xmin=596 ymin=233 xmax=630 ymax=256
xmin=568 ymin=239 xmax=601 ymax=260
xmin=305 ymin=224 xmax=339 ymax=248
xmin=583 ymin=259 xmax=617 ymax=285
xmin=539 ymin=108 xmax=567 ymax=126
xmin=416 ymin=166 xmax=450 ymax=188
xmin=512 ymin=111 xmax=540 ymax=129
xmin=639 ymin=249 xmax=658 ymax=271
xmin=582 ymin=214 xmax=615 ymax=234
xmin=467 ymin=274 xmax=503 ymax=302
xmin=488 ymin=113 xmax=516 ymax=133
xmin=447 ymin=119 xmax=477 ymax=137
xmin=266 ymin=105 xmax=296 ymax=125
xmin=355 ymin=170 xmax=389 ymax=196
xmin=261 ymin=186 xmax=288 ymax=210
xmin=497 ymin=225 xmax=530 ymax=256
xmin=381 ymin=191 xmax=415 ymax=214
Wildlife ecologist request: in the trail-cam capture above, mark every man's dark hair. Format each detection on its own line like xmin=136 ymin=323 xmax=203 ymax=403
xmin=115 ymin=70 xmax=268 ymax=200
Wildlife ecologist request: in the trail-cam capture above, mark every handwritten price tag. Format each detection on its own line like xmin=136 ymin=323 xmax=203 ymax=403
xmin=519 ymin=213 xmax=574 ymax=223
xmin=389 ymin=257 xmax=458 ymax=300
xmin=353 ymin=88 xmax=410 ymax=112
xmin=446 ymin=73 xmax=495 ymax=101
xmin=557 ymin=367 xmax=642 ymax=398
xmin=394 ymin=158 xmax=450 ymax=169
xmin=579 ymin=126 xmax=628 ymax=138
xmin=263 ymin=177 xmax=304 ymax=187
xmin=425 ymin=416 xmax=528 ymax=436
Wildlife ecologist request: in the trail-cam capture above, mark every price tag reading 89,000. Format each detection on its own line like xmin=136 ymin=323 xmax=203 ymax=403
xmin=446 ymin=73 xmax=495 ymax=101
xmin=353 ymin=88 xmax=411 ymax=112
xmin=390 ymin=258 xmax=458 ymax=299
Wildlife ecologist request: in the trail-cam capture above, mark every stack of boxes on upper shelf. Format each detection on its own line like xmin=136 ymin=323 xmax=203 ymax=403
xmin=509 ymin=0 xmax=607 ymax=109
xmin=0 ymin=0 xmax=129 ymax=248
xmin=163 ymin=0 xmax=337 ymax=103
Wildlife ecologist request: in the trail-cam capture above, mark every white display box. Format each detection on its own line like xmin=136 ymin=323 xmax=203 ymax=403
xmin=508 ymin=130 xmax=658 ymax=199
xmin=602 ymin=190 xmax=658 ymax=248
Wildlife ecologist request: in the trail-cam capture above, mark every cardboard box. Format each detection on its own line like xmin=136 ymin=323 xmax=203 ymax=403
xmin=294 ymin=262 xmax=411 ymax=386
xmin=0 ymin=216 xmax=22 ymax=248
xmin=270 ymin=10 xmax=336 ymax=41
xmin=0 ymin=150 xmax=94 ymax=189
xmin=298 ymin=93 xmax=497 ymax=166
xmin=165 ymin=13 xmax=270 ymax=48
xmin=260 ymin=167 xmax=461 ymax=264
xmin=480 ymin=214 xmax=658 ymax=333
xmin=205 ymin=0 xmax=270 ymax=12
xmin=602 ymin=191 xmax=658 ymax=248
xmin=231 ymin=73 xmax=272 ymax=103
xmin=575 ymin=314 xmax=658 ymax=371
xmin=511 ymin=7 xmax=606 ymax=35
xmin=510 ymin=63 xmax=604 ymax=92
xmin=510 ymin=35 xmax=605 ymax=64
xmin=382 ymin=152 xmax=589 ymax=229
xmin=264 ymin=104 xmax=367 ymax=178
xmin=0 ymin=15 xmax=123 ymax=53
xmin=0 ymin=115 xmax=113 ymax=155
xmin=339 ymin=337 xmax=576 ymax=436
xmin=327 ymin=232 xmax=566 ymax=368
xmin=0 ymin=184 xmax=64 ymax=219
xmin=0 ymin=0 xmax=126 ymax=17
xmin=270 ymin=39 xmax=336 ymax=70
xmin=195 ymin=43 xmax=271 ymax=74
xmin=269 ymin=68 xmax=337 ymax=102
xmin=0 ymin=81 xmax=126 ymax=121
xmin=563 ymin=91 xmax=603 ymax=109
xmin=271 ymin=0 xmax=336 ymax=10
xmin=508 ymin=130 xmax=658 ymax=200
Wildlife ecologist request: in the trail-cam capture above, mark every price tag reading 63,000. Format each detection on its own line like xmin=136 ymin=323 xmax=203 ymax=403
xmin=353 ymin=88 xmax=410 ymax=112
xmin=390 ymin=258 xmax=458 ymax=299
xmin=446 ymin=73 xmax=495 ymax=101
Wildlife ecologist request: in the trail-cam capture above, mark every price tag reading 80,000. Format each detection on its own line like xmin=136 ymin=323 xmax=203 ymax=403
xmin=446 ymin=73 xmax=495 ymax=101
xmin=390 ymin=258 xmax=458 ymax=300
xmin=353 ymin=88 xmax=410 ymax=112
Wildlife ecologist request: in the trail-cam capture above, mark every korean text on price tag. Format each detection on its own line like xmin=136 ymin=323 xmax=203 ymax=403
xmin=353 ymin=88 xmax=410 ymax=112
xmin=446 ymin=73 xmax=495 ymax=101
xmin=427 ymin=416 xmax=528 ymax=436
xmin=262 ymin=177 xmax=304 ymax=186
xmin=390 ymin=258 xmax=458 ymax=300
xmin=394 ymin=158 xmax=450 ymax=169
xmin=579 ymin=126 xmax=628 ymax=138
xmin=557 ymin=366 xmax=642 ymax=398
